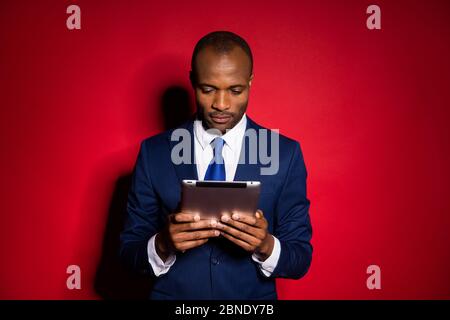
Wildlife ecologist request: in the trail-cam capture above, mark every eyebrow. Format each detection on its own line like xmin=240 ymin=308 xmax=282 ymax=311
xmin=197 ymin=83 xmax=246 ymax=89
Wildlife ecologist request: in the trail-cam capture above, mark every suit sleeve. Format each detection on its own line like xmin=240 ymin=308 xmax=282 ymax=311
xmin=271 ymin=141 xmax=313 ymax=279
xmin=119 ymin=140 xmax=163 ymax=276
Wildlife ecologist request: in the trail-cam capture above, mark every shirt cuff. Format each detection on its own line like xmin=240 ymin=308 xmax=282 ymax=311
xmin=147 ymin=234 xmax=176 ymax=276
xmin=251 ymin=236 xmax=281 ymax=277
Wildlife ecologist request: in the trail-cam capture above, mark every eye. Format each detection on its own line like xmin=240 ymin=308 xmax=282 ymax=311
xmin=201 ymin=87 xmax=214 ymax=94
xmin=231 ymin=89 xmax=243 ymax=95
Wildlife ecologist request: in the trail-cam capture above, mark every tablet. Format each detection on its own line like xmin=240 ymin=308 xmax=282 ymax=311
xmin=180 ymin=180 xmax=261 ymax=220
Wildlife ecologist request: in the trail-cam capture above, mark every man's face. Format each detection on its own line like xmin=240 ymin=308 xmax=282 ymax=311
xmin=192 ymin=46 xmax=253 ymax=134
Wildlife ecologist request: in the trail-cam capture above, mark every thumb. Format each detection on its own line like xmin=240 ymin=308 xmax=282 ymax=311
xmin=255 ymin=210 xmax=264 ymax=219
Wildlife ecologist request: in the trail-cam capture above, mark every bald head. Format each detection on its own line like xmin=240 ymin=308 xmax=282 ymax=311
xmin=191 ymin=31 xmax=253 ymax=82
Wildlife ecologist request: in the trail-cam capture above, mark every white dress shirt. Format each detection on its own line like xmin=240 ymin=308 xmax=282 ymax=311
xmin=147 ymin=114 xmax=281 ymax=277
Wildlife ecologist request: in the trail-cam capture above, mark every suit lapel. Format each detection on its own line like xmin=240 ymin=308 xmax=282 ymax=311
xmin=234 ymin=117 xmax=261 ymax=181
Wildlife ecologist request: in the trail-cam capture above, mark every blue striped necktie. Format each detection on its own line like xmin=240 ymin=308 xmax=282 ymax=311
xmin=204 ymin=137 xmax=226 ymax=181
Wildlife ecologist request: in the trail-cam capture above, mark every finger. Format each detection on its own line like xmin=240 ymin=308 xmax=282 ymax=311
xmin=220 ymin=231 xmax=253 ymax=251
xmin=223 ymin=211 xmax=266 ymax=229
xmin=231 ymin=209 xmax=267 ymax=229
xmin=176 ymin=219 xmax=218 ymax=232
xmin=228 ymin=212 xmax=257 ymax=226
xmin=253 ymin=210 xmax=267 ymax=228
xmin=218 ymin=218 xmax=263 ymax=239
xmin=255 ymin=210 xmax=264 ymax=219
xmin=177 ymin=239 xmax=209 ymax=251
xmin=173 ymin=213 xmax=200 ymax=223
xmin=217 ymin=222 xmax=261 ymax=246
xmin=175 ymin=229 xmax=220 ymax=242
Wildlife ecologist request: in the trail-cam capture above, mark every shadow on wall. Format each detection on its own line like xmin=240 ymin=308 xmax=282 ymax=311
xmin=94 ymin=85 xmax=194 ymax=299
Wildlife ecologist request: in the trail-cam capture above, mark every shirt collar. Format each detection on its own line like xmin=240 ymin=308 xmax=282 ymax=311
xmin=194 ymin=113 xmax=247 ymax=152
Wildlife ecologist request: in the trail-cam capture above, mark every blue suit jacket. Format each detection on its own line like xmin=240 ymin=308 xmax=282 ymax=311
xmin=120 ymin=117 xmax=312 ymax=300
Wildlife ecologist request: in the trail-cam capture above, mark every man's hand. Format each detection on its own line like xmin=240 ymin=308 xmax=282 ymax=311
xmin=217 ymin=210 xmax=275 ymax=261
xmin=155 ymin=213 xmax=220 ymax=262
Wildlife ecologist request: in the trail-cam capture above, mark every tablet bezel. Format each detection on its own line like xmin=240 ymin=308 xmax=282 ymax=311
xmin=180 ymin=180 xmax=261 ymax=220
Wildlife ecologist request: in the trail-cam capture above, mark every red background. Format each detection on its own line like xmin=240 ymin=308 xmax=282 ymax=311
xmin=1 ymin=0 xmax=450 ymax=299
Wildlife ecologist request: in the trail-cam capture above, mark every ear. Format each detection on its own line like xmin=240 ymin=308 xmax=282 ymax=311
xmin=248 ymin=73 xmax=254 ymax=87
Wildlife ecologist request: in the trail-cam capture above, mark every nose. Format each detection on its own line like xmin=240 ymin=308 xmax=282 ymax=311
xmin=212 ymin=90 xmax=230 ymax=111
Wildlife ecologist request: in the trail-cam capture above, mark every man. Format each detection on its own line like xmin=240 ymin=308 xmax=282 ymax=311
xmin=120 ymin=31 xmax=312 ymax=300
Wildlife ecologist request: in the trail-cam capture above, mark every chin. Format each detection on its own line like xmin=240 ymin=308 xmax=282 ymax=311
xmin=208 ymin=123 xmax=228 ymax=134
xmin=205 ymin=117 xmax=231 ymax=133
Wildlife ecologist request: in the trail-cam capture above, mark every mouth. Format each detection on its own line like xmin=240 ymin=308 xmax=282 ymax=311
xmin=210 ymin=114 xmax=232 ymax=125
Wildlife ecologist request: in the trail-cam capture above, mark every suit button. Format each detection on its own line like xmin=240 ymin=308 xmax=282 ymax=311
xmin=211 ymin=258 xmax=219 ymax=265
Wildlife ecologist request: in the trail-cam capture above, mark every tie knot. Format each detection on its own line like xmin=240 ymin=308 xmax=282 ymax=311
xmin=211 ymin=137 xmax=225 ymax=162
xmin=212 ymin=137 xmax=224 ymax=153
